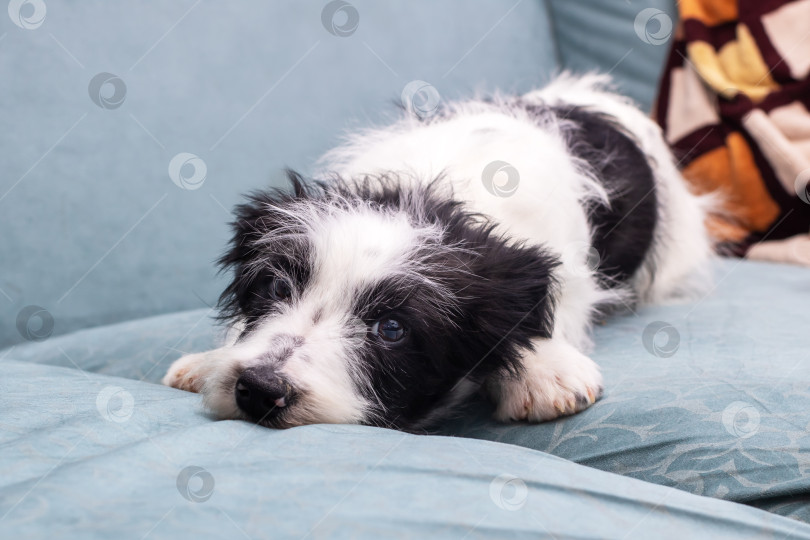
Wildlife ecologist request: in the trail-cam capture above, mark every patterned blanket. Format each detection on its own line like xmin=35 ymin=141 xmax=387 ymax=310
xmin=655 ymin=0 xmax=810 ymax=265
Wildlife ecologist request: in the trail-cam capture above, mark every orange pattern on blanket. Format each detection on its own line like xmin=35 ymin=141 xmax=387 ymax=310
xmin=655 ymin=0 xmax=810 ymax=259
xmin=680 ymin=0 xmax=738 ymax=26
xmin=684 ymin=132 xmax=781 ymax=240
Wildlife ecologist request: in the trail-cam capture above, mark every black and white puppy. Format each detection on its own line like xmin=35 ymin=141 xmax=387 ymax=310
xmin=163 ymin=74 xmax=711 ymax=431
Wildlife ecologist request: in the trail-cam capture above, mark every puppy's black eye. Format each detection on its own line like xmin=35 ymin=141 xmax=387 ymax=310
xmin=270 ymin=277 xmax=292 ymax=301
xmin=371 ymin=318 xmax=406 ymax=343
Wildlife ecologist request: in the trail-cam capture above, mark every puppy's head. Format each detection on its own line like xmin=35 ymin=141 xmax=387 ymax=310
xmin=206 ymin=171 xmax=558 ymax=430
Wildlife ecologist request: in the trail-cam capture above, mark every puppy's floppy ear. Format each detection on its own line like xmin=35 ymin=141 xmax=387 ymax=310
xmin=459 ymin=231 xmax=560 ymax=369
xmin=219 ymin=169 xmax=316 ymax=267
xmin=216 ymin=169 xmax=317 ymax=319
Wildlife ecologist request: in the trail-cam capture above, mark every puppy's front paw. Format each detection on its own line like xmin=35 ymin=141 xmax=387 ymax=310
xmin=162 ymin=353 xmax=208 ymax=393
xmin=489 ymin=339 xmax=603 ymax=422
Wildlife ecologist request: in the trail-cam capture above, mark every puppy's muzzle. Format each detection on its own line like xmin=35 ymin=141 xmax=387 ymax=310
xmin=235 ymin=365 xmax=295 ymax=423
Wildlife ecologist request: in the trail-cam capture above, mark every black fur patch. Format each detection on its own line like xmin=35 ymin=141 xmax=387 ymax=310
xmin=525 ymin=104 xmax=658 ymax=287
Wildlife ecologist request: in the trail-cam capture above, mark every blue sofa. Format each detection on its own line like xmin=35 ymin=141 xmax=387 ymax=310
xmin=3 ymin=2 xmax=810 ymax=538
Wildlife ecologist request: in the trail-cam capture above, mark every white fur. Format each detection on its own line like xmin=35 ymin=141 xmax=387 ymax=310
xmin=487 ymin=338 xmax=603 ymax=422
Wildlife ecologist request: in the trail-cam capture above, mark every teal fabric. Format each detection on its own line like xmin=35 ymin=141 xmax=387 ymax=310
xmin=2 ymin=359 xmax=810 ymax=540
xmin=0 ymin=0 xmax=558 ymax=347
xmin=441 ymin=260 xmax=810 ymax=522
xmin=7 ymin=259 xmax=810 ymax=526
xmin=6 ymin=2 xmax=804 ymax=537
xmin=548 ymin=0 xmax=677 ymax=110
xmin=5 ymin=307 xmax=220 ymax=382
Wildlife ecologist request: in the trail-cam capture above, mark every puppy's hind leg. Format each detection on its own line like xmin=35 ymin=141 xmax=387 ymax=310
xmin=487 ymin=338 xmax=604 ymax=422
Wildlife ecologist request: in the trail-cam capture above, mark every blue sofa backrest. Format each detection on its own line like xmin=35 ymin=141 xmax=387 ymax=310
xmin=0 ymin=0 xmax=674 ymax=347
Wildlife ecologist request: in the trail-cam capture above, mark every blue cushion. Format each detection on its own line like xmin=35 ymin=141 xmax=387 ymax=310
xmin=0 ymin=0 xmax=558 ymax=347
xmin=2 ymin=359 xmax=809 ymax=539
xmin=6 ymin=307 xmax=219 ymax=381
xmin=442 ymin=259 xmax=810 ymax=521
xmin=7 ymin=259 xmax=810 ymax=522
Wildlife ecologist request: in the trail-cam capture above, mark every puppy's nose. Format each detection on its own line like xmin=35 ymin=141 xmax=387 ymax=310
xmin=234 ymin=365 xmax=292 ymax=421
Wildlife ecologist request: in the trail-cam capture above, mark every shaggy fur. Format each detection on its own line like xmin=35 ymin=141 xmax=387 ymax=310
xmin=163 ymin=74 xmax=712 ymax=431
